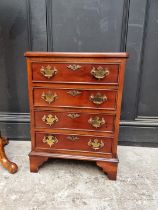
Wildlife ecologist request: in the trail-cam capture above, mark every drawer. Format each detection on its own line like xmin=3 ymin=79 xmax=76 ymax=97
xmin=33 ymin=88 xmax=117 ymax=110
xmin=34 ymin=110 xmax=115 ymax=133
xmin=32 ymin=62 xmax=119 ymax=84
xmin=35 ymin=132 xmax=112 ymax=156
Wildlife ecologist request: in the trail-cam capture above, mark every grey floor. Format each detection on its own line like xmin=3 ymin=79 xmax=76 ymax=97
xmin=0 ymin=141 xmax=158 ymax=210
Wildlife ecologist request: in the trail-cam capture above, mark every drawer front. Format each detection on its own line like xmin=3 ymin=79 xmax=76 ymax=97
xmin=33 ymin=88 xmax=117 ymax=110
xmin=35 ymin=132 xmax=112 ymax=155
xmin=34 ymin=110 xmax=115 ymax=133
xmin=32 ymin=62 xmax=119 ymax=84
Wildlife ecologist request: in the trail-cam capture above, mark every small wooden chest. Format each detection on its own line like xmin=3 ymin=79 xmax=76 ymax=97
xmin=25 ymin=52 xmax=128 ymax=180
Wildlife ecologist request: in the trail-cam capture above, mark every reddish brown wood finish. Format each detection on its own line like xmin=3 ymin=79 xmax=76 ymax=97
xmin=34 ymin=110 xmax=115 ymax=133
xmin=29 ymin=155 xmax=48 ymax=172
xmin=32 ymin=62 xmax=119 ymax=84
xmin=33 ymin=87 xmax=117 ymax=110
xmin=25 ymin=52 xmax=127 ymax=180
xmin=96 ymin=161 xmax=118 ymax=180
xmin=35 ymin=132 xmax=112 ymax=156
xmin=0 ymin=136 xmax=18 ymax=174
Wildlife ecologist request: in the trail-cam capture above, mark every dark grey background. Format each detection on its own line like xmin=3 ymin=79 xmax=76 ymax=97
xmin=0 ymin=0 xmax=158 ymax=146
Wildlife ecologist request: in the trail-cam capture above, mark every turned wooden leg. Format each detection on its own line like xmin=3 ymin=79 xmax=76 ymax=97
xmin=0 ymin=136 xmax=18 ymax=174
xmin=29 ymin=155 xmax=48 ymax=172
xmin=96 ymin=161 xmax=118 ymax=180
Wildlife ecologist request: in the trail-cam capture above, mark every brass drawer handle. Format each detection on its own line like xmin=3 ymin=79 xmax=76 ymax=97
xmin=40 ymin=65 xmax=58 ymax=79
xmin=43 ymin=135 xmax=58 ymax=147
xmin=67 ymin=64 xmax=81 ymax=71
xmin=90 ymin=93 xmax=107 ymax=105
xmin=88 ymin=116 xmax=105 ymax=128
xmin=88 ymin=139 xmax=104 ymax=150
xmin=41 ymin=91 xmax=58 ymax=104
xmin=67 ymin=113 xmax=80 ymax=119
xmin=42 ymin=114 xmax=58 ymax=126
xmin=91 ymin=66 xmax=109 ymax=80
xmin=66 ymin=136 xmax=79 ymax=141
xmin=67 ymin=90 xmax=82 ymax=96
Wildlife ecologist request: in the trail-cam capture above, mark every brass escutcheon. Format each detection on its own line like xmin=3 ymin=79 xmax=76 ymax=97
xmin=67 ymin=90 xmax=82 ymax=96
xmin=67 ymin=113 xmax=80 ymax=119
xmin=43 ymin=135 xmax=58 ymax=147
xmin=90 ymin=92 xmax=107 ymax=105
xmin=91 ymin=66 xmax=109 ymax=80
xmin=66 ymin=136 xmax=79 ymax=141
xmin=88 ymin=139 xmax=104 ymax=150
xmin=40 ymin=65 xmax=58 ymax=79
xmin=41 ymin=91 xmax=58 ymax=104
xmin=42 ymin=114 xmax=58 ymax=126
xmin=88 ymin=116 xmax=105 ymax=128
xmin=67 ymin=64 xmax=81 ymax=71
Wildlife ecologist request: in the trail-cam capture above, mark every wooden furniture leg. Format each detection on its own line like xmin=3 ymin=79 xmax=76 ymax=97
xmin=29 ymin=154 xmax=48 ymax=172
xmin=0 ymin=136 xmax=18 ymax=174
xmin=96 ymin=161 xmax=118 ymax=180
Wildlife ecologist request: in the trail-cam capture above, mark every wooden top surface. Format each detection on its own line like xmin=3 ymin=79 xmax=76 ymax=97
xmin=25 ymin=51 xmax=128 ymax=58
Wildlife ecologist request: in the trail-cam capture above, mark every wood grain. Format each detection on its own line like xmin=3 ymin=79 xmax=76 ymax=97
xmin=32 ymin=62 xmax=119 ymax=84
xmin=33 ymin=87 xmax=117 ymax=110
xmin=34 ymin=110 xmax=115 ymax=133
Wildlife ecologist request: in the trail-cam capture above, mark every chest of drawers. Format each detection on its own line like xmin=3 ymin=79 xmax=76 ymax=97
xmin=25 ymin=52 xmax=128 ymax=180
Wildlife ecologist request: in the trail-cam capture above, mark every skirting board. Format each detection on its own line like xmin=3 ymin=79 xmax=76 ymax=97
xmin=0 ymin=113 xmax=158 ymax=146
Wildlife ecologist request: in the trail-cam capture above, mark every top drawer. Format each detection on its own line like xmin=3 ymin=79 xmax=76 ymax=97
xmin=31 ymin=62 xmax=119 ymax=85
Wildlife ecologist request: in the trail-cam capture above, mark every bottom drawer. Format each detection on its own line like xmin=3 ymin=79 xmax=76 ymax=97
xmin=35 ymin=132 xmax=112 ymax=156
